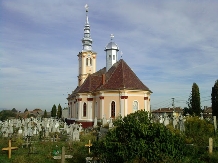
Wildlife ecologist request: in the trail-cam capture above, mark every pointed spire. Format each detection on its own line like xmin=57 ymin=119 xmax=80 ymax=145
xmin=82 ymin=4 xmax=92 ymax=51
xmin=85 ymin=4 xmax=89 ymax=24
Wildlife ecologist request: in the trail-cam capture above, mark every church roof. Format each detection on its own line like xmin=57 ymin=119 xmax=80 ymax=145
xmin=99 ymin=59 xmax=150 ymax=91
xmin=72 ymin=59 xmax=151 ymax=95
xmin=105 ymin=42 xmax=119 ymax=51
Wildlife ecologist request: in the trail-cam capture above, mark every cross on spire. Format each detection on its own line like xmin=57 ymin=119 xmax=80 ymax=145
xmin=120 ymin=51 xmax=123 ymax=58
xmin=110 ymin=34 xmax=114 ymax=41
xmin=85 ymin=4 xmax=89 ymax=12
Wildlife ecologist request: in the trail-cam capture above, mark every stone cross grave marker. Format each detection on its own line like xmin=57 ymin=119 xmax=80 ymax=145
xmin=85 ymin=140 xmax=92 ymax=154
xmin=53 ymin=146 xmax=73 ymax=163
xmin=2 ymin=140 xmax=18 ymax=159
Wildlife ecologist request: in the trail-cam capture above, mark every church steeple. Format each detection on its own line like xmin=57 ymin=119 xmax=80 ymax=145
xmin=82 ymin=4 xmax=92 ymax=51
xmin=77 ymin=4 xmax=97 ymax=86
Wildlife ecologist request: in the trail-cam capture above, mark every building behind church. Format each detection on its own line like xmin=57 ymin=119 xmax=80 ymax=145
xmin=67 ymin=6 xmax=152 ymax=127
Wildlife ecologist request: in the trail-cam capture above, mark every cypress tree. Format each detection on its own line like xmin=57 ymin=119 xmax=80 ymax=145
xmin=57 ymin=104 xmax=62 ymax=119
xmin=212 ymin=80 xmax=218 ymax=117
xmin=187 ymin=83 xmax=201 ymax=116
xmin=43 ymin=109 xmax=47 ymax=118
xmin=51 ymin=104 xmax=57 ymax=117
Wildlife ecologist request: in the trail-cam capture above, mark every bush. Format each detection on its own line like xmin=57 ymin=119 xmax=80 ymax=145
xmin=184 ymin=116 xmax=214 ymax=146
xmin=92 ymin=110 xmax=186 ymax=162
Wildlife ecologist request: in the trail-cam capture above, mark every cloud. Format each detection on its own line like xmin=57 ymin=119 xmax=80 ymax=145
xmin=1 ymin=1 xmax=217 ymax=111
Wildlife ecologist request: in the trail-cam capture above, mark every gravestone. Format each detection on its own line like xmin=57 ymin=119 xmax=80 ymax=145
xmin=72 ymin=129 xmax=80 ymax=141
xmin=102 ymin=116 xmax=107 ymax=126
xmin=108 ymin=118 xmax=113 ymax=129
xmin=93 ymin=117 xmax=98 ymax=128
xmin=214 ymin=116 xmax=217 ymax=132
xmin=173 ymin=116 xmax=178 ymax=129
xmin=179 ymin=115 xmax=185 ymax=132
xmin=53 ymin=146 xmax=73 ymax=163
xmin=163 ymin=113 xmax=169 ymax=126
xmin=85 ymin=140 xmax=92 ymax=154
xmin=159 ymin=115 xmax=163 ymax=124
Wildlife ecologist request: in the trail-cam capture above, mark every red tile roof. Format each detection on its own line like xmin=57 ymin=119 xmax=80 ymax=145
xmin=152 ymin=107 xmax=183 ymax=113
xmin=69 ymin=59 xmax=151 ymax=96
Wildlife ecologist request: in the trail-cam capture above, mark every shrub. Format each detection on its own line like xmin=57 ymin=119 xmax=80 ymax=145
xmin=92 ymin=110 xmax=186 ymax=163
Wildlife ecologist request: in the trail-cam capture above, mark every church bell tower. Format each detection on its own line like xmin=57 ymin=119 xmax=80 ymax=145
xmin=77 ymin=4 xmax=97 ymax=86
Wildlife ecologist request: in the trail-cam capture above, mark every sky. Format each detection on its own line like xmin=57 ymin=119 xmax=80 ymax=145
xmin=1 ymin=0 xmax=218 ymax=112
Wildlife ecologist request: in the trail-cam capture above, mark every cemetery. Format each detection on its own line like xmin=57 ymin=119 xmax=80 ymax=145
xmin=0 ymin=111 xmax=217 ymax=163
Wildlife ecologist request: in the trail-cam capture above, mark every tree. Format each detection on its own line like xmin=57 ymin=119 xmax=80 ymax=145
xmin=0 ymin=110 xmax=16 ymax=121
xmin=24 ymin=108 xmax=28 ymax=113
xmin=43 ymin=109 xmax=47 ymax=118
xmin=212 ymin=80 xmax=218 ymax=117
xmin=11 ymin=108 xmax=17 ymax=113
xmin=92 ymin=110 xmax=186 ymax=162
xmin=51 ymin=104 xmax=57 ymax=117
xmin=187 ymin=83 xmax=201 ymax=116
xmin=57 ymin=104 xmax=62 ymax=119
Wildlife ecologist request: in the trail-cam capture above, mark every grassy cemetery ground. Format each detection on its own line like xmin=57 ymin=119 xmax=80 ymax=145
xmin=0 ymin=112 xmax=218 ymax=163
xmin=0 ymin=132 xmax=96 ymax=163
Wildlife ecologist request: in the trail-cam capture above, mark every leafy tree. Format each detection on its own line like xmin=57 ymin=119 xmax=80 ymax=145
xmin=187 ymin=83 xmax=201 ymax=116
xmin=0 ymin=110 xmax=16 ymax=121
xmin=212 ymin=80 xmax=218 ymax=117
xmin=11 ymin=108 xmax=17 ymax=113
xmin=92 ymin=110 xmax=186 ymax=162
xmin=43 ymin=110 xmax=47 ymax=118
xmin=57 ymin=104 xmax=62 ymax=119
xmin=51 ymin=104 xmax=57 ymax=117
xmin=24 ymin=108 xmax=28 ymax=113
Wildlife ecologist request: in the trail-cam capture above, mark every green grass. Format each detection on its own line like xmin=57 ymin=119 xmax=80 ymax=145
xmin=0 ymin=132 xmax=96 ymax=163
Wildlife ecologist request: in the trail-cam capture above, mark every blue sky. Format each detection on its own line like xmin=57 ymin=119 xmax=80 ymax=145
xmin=1 ymin=1 xmax=217 ymax=112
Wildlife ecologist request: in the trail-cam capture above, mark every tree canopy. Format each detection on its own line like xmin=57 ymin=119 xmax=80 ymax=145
xmin=212 ymin=79 xmax=218 ymax=117
xmin=0 ymin=110 xmax=16 ymax=121
xmin=187 ymin=82 xmax=201 ymax=116
xmin=92 ymin=110 xmax=186 ymax=162
xmin=51 ymin=104 xmax=57 ymax=117
xmin=57 ymin=104 xmax=62 ymax=119
xmin=43 ymin=110 xmax=47 ymax=118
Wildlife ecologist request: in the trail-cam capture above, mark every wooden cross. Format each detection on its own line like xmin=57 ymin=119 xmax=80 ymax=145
xmin=85 ymin=140 xmax=92 ymax=153
xmin=53 ymin=147 xmax=73 ymax=163
xmin=2 ymin=140 xmax=18 ymax=159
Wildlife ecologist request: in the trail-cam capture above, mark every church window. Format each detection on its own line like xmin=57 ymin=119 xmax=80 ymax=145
xmin=109 ymin=55 xmax=111 ymax=59
xmin=133 ymin=101 xmax=138 ymax=112
xmin=83 ymin=103 xmax=87 ymax=117
xmin=113 ymin=55 xmax=115 ymax=60
xmin=90 ymin=58 xmax=92 ymax=66
xmin=86 ymin=58 xmax=89 ymax=66
xmin=111 ymin=101 xmax=115 ymax=118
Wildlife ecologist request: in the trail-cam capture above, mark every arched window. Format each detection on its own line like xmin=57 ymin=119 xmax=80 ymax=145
xmin=83 ymin=103 xmax=87 ymax=117
xmin=86 ymin=58 xmax=89 ymax=66
xmin=90 ymin=58 xmax=92 ymax=66
xmin=111 ymin=101 xmax=115 ymax=118
xmin=133 ymin=101 xmax=138 ymax=112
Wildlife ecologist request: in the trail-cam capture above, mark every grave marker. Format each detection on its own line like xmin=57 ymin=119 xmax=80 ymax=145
xmin=53 ymin=146 xmax=73 ymax=163
xmin=2 ymin=140 xmax=18 ymax=159
xmin=85 ymin=140 xmax=92 ymax=154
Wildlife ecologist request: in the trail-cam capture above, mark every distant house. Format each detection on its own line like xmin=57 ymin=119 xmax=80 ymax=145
xmin=19 ymin=108 xmax=51 ymax=118
xmin=203 ymin=106 xmax=212 ymax=118
xmin=152 ymin=107 xmax=183 ymax=117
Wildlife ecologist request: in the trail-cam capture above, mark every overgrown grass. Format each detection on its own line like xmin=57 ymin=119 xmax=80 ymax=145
xmin=0 ymin=132 xmax=96 ymax=163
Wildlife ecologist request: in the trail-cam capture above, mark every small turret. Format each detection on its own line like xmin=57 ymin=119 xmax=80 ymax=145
xmin=105 ymin=34 xmax=119 ymax=71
